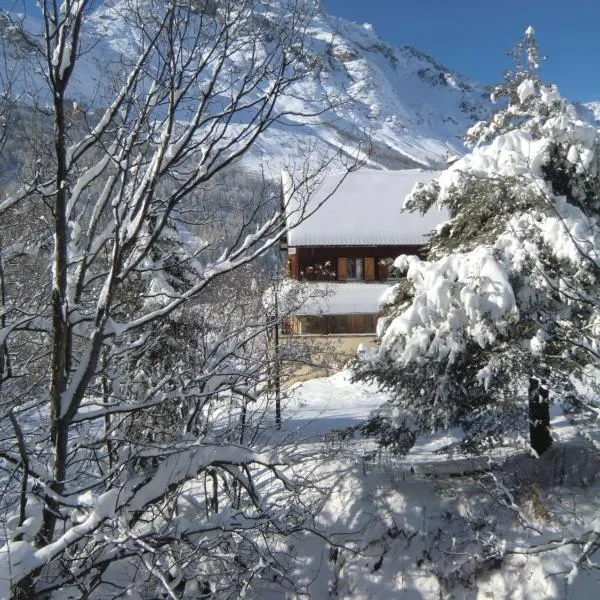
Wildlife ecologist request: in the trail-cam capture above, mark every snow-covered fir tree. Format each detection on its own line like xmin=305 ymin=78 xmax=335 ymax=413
xmin=353 ymin=28 xmax=600 ymax=455
xmin=465 ymin=25 xmax=543 ymax=147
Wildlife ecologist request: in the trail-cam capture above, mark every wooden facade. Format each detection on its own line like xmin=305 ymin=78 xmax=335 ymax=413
xmin=287 ymin=244 xmax=424 ymax=282
xmin=283 ymin=313 xmax=379 ymax=336
xmin=284 ymin=245 xmax=426 ymax=335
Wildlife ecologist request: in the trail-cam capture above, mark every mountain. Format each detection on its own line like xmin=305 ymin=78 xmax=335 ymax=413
xmin=580 ymin=101 xmax=600 ymax=125
xmin=291 ymin=11 xmax=492 ymax=169
xmin=2 ymin=0 xmax=492 ymax=170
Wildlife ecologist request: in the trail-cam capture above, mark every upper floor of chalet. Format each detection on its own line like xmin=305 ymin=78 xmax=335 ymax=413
xmin=282 ymin=169 xmax=448 ymax=282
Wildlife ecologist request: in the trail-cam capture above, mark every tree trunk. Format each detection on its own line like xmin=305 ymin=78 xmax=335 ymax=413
xmin=528 ymin=377 xmax=552 ymax=456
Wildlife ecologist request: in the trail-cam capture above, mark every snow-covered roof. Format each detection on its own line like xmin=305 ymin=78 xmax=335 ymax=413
xmin=282 ymin=282 xmax=393 ymax=316
xmin=285 ymin=169 xmax=448 ymax=247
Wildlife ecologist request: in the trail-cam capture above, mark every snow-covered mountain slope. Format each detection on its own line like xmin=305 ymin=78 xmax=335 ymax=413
xmin=295 ymin=13 xmax=491 ymax=168
xmin=2 ymin=0 xmax=492 ymax=170
xmin=580 ymin=101 xmax=600 ymax=125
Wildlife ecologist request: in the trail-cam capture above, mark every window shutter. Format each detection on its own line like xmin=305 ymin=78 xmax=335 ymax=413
xmin=288 ymin=254 xmax=299 ymax=279
xmin=365 ymin=257 xmax=375 ymax=281
xmin=337 ymin=257 xmax=348 ymax=281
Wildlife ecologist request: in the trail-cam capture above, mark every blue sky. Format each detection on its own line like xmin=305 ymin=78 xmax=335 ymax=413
xmin=323 ymin=0 xmax=600 ymax=102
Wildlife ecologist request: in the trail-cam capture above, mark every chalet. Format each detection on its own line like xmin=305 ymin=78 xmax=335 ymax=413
xmin=281 ymin=169 xmax=448 ymax=335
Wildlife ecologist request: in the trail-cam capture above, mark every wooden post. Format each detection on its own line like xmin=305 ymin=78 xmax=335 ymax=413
xmin=273 ymin=279 xmax=281 ymax=430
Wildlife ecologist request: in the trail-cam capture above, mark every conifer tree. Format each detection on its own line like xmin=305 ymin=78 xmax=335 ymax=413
xmin=354 ymin=29 xmax=600 ymax=455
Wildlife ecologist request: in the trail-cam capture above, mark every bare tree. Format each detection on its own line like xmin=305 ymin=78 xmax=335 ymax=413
xmin=0 ymin=0 xmax=355 ymax=596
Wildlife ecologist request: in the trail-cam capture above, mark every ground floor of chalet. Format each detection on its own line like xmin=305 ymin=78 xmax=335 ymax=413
xmin=279 ymin=333 xmax=379 ymax=384
xmin=283 ymin=313 xmax=379 ymax=335
xmin=278 ymin=281 xmax=392 ymax=335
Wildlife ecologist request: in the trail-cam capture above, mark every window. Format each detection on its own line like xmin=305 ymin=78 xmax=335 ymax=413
xmin=347 ymin=258 xmax=363 ymax=280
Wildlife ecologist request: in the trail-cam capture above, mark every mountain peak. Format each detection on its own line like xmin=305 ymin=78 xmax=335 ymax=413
xmin=3 ymin=0 xmax=493 ymax=169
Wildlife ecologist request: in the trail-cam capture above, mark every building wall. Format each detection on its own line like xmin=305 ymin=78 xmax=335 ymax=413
xmin=281 ymin=334 xmax=380 ymax=384
xmin=287 ymin=245 xmax=424 ymax=281
xmin=284 ymin=313 xmax=379 ymax=335
xmin=283 ymin=244 xmax=426 ymax=335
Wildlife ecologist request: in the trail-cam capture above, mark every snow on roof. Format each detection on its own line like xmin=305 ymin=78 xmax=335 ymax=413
xmin=285 ymin=169 xmax=448 ymax=247
xmin=281 ymin=282 xmax=393 ymax=316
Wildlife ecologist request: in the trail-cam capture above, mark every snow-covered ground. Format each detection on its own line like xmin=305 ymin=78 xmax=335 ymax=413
xmin=281 ymin=369 xmax=585 ymax=469
xmin=282 ymin=369 xmax=389 ymax=439
xmin=2 ymin=364 xmax=598 ymax=598
xmin=255 ymin=370 xmax=600 ymax=599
